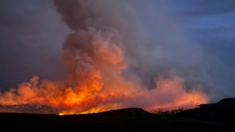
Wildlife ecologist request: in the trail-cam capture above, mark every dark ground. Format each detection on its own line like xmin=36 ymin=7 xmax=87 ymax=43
xmin=1 ymin=98 xmax=235 ymax=131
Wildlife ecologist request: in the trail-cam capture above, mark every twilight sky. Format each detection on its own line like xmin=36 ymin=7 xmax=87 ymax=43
xmin=0 ymin=0 xmax=235 ymax=102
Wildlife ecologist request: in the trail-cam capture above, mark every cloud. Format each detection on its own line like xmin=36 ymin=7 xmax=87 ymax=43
xmin=189 ymin=27 xmax=235 ymax=40
xmin=171 ymin=0 xmax=235 ymax=16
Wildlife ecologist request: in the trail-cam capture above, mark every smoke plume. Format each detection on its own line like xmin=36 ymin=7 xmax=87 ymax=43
xmin=0 ymin=0 xmax=210 ymax=114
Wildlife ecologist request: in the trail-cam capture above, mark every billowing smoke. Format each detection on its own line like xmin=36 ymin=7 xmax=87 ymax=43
xmin=0 ymin=0 xmax=210 ymax=114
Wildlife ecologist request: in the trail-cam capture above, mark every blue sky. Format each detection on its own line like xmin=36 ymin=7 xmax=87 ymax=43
xmin=170 ymin=0 xmax=235 ymax=47
xmin=171 ymin=0 xmax=235 ymax=99
xmin=169 ymin=0 xmax=235 ymax=69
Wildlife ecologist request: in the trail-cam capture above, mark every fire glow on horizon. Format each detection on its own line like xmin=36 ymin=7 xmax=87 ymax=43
xmin=0 ymin=0 xmax=210 ymax=115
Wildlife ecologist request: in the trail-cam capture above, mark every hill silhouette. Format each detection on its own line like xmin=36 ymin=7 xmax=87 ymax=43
xmin=1 ymin=99 xmax=235 ymax=131
xmin=175 ymin=98 xmax=235 ymax=120
xmin=94 ymin=108 xmax=152 ymax=117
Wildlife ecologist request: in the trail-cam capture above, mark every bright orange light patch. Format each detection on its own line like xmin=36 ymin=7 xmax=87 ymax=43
xmin=0 ymin=73 xmax=209 ymax=115
xmin=58 ymin=113 xmax=64 ymax=116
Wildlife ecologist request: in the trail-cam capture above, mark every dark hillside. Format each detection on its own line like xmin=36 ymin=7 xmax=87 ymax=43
xmin=1 ymin=100 xmax=235 ymax=131
xmin=175 ymin=98 xmax=235 ymax=120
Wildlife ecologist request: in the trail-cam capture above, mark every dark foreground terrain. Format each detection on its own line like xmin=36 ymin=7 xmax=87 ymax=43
xmin=1 ymin=98 xmax=235 ymax=131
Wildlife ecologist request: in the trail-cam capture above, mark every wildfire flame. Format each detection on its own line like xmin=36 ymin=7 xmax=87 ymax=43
xmin=59 ymin=113 xmax=64 ymax=116
xmin=0 ymin=73 xmax=209 ymax=115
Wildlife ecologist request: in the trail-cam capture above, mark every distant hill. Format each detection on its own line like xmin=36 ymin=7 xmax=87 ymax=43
xmin=0 ymin=104 xmax=59 ymax=114
xmin=175 ymin=98 xmax=235 ymax=120
xmin=91 ymin=108 xmax=152 ymax=117
xmin=200 ymin=98 xmax=235 ymax=110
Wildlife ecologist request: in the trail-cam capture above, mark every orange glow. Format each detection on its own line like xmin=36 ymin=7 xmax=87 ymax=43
xmin=150 ymin=106 xmax=200 ymax=114
xmin=58 ymin=113 xmax=64 ymax=116
xmin=0 ymin=72 xmax=209 ymax=115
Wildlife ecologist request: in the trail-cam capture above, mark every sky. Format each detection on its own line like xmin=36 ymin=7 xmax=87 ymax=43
xmin=170 ymin=0 xmax=235 ymax=98
xmin=0 ymin=0 xmax=235 ymax=102
xmin=0 ymin=0 xmax=71 ymax=90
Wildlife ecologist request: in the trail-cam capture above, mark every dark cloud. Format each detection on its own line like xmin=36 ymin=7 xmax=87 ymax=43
xmin=171 ymin=0 xmax=235 ymax=16
xmin=188 ymin=27 xmax=235 ymax=40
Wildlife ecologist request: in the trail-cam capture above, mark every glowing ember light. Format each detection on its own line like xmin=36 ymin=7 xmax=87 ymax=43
xmin=58 ymin=113 xmax=64 ymax=116
xmin=81 ymin=112 xmax=88 ymax=114
xmin=0 ymin=72 xmax=209 ymax=115
xmin=149 ymin=106 xmax=200 ymax=114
